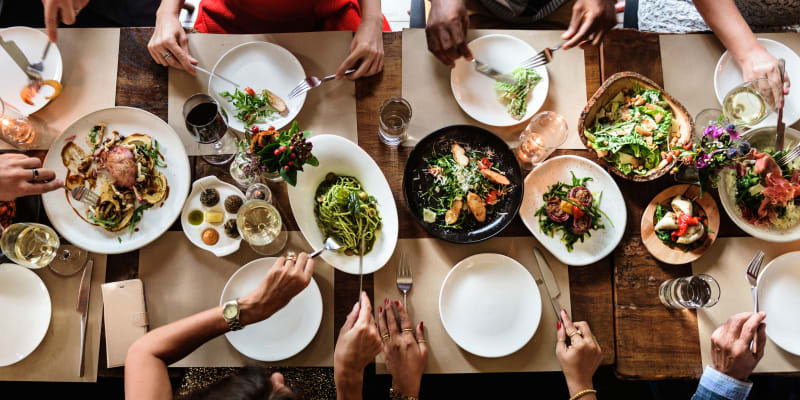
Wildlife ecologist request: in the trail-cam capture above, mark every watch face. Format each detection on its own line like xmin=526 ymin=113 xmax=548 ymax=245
xmin=223 ymin=303 xmax=238 ymax=319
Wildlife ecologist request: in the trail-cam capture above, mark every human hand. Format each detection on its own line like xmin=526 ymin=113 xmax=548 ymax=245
xmin=556 ymin=310 xmax=603 ymax=396
xmin=334 ymin=292 xmax=382 ymax=399
xmin=147 ymin=7 xmax=197 ymax=74
xmin=377 ymin=299 xmax=427 ymax=397
xmin=561 ymin=0 xmax=617 ymax=50
xmin=43 ymin=0 xmax=89 ymax=42
xmin=238 ymin=253 xmax=314 ymax=325
xmin=425 ymin=0 xmax=471 ymax=68
xmin=0 ymin=154 xmax=62 ymax=201
xmin=739 ymin=46 xmax=791 ymax=108
xmin=336 ymin=18 xmax=384 ymax=80
xmin=710 ymin=312 xmax=766 ymax=381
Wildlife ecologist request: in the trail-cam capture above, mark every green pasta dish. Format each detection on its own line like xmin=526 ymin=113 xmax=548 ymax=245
xmin=495 ymin=67 xmax=541 ymax=120
xmin=314 ymin=173 xmax=381 ymax=256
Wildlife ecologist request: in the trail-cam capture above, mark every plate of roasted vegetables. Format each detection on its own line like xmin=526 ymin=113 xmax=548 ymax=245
xmin=42 ymin=107 xmax=190 ymax=254
xmin=520 ymin=155 xmax=625 ymax=266
xmin=403 ymin=125 xmax=523 ymax=243
xmin=641 ymin=184 xmax=720 ymax=265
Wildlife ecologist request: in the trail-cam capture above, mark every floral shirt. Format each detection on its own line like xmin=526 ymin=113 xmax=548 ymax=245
xmin=639 ymin=0 xmax=800 ymax=33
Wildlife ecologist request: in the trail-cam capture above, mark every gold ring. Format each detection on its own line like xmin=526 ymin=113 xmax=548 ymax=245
xmin=163 ymin=52 xmax=172 ymax=60
xmin=381 ymin=333 xmax=391 ymax=341
xmin=568 ymin=329 xmax=583 ymax=338
xmin=417 ymin=339 xmax=426 ymax=343
xmin=402 ymin=328 xmax=414 ymax=333
xmin=286 ymin=253 xmax=297 ymax=261
xmin=557 ymin=339 xmax=566 ymax=342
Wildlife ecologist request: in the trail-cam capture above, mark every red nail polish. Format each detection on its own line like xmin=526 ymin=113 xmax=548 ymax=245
xmin=420 ymin=321 xmax=423 ymax=329
xmin=385 ymin=297 xmax=389 ymax=305
xmin=378 ymin=306 xmax=382 ymax=313
xmin=557 ymin=321 xmax=562 ymax=330
xmin=395 ymin=300 xmax=401 ymax=307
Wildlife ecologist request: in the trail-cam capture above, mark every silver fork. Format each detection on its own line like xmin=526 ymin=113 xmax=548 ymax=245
xmin=68 ymin=186 xmax=99 ymax=206
xmin=288 ymin=68 xmax=355 ymax=100
xmin=396 ymin=252 xmax=412 ymax=309
xmin=745 ymin=250 xmax=765 ymax=353
xmin=777 ymin=142 xmax=800 ymax=166
xmin=519 ymin=43 xmax=563 ymax=70
xmin=28 ymin=41 xmax=51 ymax=74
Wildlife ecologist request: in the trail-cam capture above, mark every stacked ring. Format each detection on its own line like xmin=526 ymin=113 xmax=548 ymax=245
xmin=417 ymin=339 xmax=426 ymax=344
xmin=381 ymin=333 xmax=391 ymax=341
xmin=401 ymin=328 xmax=414 ymax=333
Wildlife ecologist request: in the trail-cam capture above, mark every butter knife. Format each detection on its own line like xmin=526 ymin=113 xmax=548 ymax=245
xmin=76 ymin=258 xmax=93 ymax=377
xmin=0 ymin=34 xmax=41 ymax=81
xmin=472 ymin=58 xmax=517 ymax=85
xmin=531 ymin=248 xmax=565 ymax=327
xmin=776 ymin=58 xmax=786 ymax=151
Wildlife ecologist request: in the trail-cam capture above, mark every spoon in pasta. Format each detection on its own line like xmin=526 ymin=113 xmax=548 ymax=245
xmin=310 ymin=237 xmax=342 ymax=258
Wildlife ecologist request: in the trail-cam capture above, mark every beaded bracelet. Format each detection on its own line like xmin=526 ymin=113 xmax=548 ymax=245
xmin=569 ymin=389 xmax=597 ymax=400
xmin=389 ymin=387 xmax=418 ymax=400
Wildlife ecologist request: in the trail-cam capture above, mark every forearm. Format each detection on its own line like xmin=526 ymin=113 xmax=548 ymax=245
xmin=694 ymin=0 xmax=760 ymax=65
xmin=358 ymin=0 xmax=384 ymax=27
xmin=567 ymin=378 xmax=595 ymax=398
xmin=157 ymin=0 xmax=185 ymax=18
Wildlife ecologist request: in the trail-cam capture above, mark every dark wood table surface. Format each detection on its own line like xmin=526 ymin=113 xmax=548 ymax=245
xmin=16 ymin=27 xmax=760 ymax=384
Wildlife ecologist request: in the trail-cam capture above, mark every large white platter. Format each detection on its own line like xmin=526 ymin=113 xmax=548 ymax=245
xmin=451 ymin=34 xmax=549 ymax=127
xmin=220 ymin=257 xmax=322 ymax=361
xmin=520 ymin=155 xmax=627 ymax=266
xmin=758 ymin=251 xmax=800 ymax=356
xmin=439 ymin=253 xmax=541 ymax=358
xmin=209 ymin=41 xmax=306 ymax=132
xmin=287 ymin=134 xmax=398 ymax=275
xmin=42 ymin=107 xmax=191 ymax=254
xmin=0 ymin=263 xmax=51 ymax=367
xmin=0 ymin=26 xmax=63 ymax=115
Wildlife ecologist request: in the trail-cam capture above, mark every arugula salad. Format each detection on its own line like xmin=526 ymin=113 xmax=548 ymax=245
xmin=584 ymin=86 xmax=686 ymax=176
xmin=220 ymin=86 xmax=287 ymax=129
xmin=535 ymin=173 xmax=610 ymax=251
xmin=495 ymin=67 xmax=541 ymax=120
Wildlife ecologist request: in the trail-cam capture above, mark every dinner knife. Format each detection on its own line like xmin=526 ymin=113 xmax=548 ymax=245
xmin=472 ymin=58 xmax=517 ymax=86
xmin=776 ymin=58 xmax=786 ymax=151
xmin=531 ymin=248 xmax=565 ymax=328
xmin=0 ymin=35 xmax=41 ymax=81
xmin=358 ymin=235 xmax=364 ymax=307
xmin=76 ymin=258 xmax=93 ymax=377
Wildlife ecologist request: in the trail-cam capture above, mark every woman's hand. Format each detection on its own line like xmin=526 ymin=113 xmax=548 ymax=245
xmin=378 ymin=299 xmax=427 ymax=397
xmin=738 ymin=46 xmax=791 ymax=108
xmin=334 ymin=292 xmax=382 ymax=400
xmin=0 ymin=154 xmax=62 ymax=201
xmin=425 ymin=0 xmax=471 ymax=68
xmin=561 ymin=0 xmax=617 ymax=50
xmin=238 ymin=253 xmax=314 ymax=325
xmin=336 ymin=18 xmax=384 ymax=80
xmin=148 ymin=4 xmax=198 ymax=74
xmin=710 ymin=312 xmax=766 ymax=381
xmin=42 ymin=0 xmax=89 ymax=42
xmin=555 ymin=310 xmax=602 ymax=397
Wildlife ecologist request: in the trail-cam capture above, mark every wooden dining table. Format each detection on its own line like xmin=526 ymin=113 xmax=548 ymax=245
xmin=13 ymin=27 xmax=761 ymax=388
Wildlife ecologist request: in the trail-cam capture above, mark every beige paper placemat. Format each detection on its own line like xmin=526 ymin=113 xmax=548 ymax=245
xmin=2 ymin=28 xmax=120 ymax=150
xmin=374 ymin=237 xmax=570 ymax=374
xmin=661 ymin=33 xmax=800 ymax=130
xmin=401 ymin=29 xmax=587 ymax=149
xmin=168 ymin=32 xmax=357 ymax=155
xmin=692 ymin=237 xmax=800 ymax=373
xmin=139 ymin=231 xmax=334 ymax=367
xmin=0 ymin=254 xmax=107 ymax=382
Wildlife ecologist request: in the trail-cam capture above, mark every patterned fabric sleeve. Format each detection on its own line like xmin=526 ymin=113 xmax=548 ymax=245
xmin=691 ymin=366 xmax=754 ymax=400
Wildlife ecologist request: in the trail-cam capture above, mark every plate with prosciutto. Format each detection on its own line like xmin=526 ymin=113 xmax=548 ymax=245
xmin=718 ymin=126 xmax=800 ymax=242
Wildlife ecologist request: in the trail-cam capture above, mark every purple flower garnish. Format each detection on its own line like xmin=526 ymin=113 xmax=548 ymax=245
xmin=695 ymin=151 xmax=711 ymax=169
xmin=703 ymin=124 xmax=724 ymax=139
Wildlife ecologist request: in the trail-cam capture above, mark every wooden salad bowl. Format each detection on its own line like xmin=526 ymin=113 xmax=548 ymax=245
xmin=641 ymin=184 xmax=720 ymax=265
xmin=577 ymin=71 xmax=694 ymax=182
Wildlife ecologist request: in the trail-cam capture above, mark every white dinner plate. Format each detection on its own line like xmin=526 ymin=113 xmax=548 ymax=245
xmin=520 ymin=155 xmax=627 ymax=266
xmin=758 ymin=251 xmax=800 ymax=356
xmin=209 ymin=41 xmax=306 ymax=133
xmin=0 ymin=263 xmax=51 ymax=367
xmin=450 ymin=34 xmax=549 ymax=127
xmin=42 ymin=107 xmax=191 ymax=254
xmin=714 ymin=38 xmax=800 ymax=128
xmin=439 ymin=253 xmax=541 ymax=358
xmin=0 ymin=26 xmax=63 ymax=115
xmin=220 ymin=257 xmax=323 ymax=361
xmin=287 ymin=134 xmax=398 ymax=275
xmin=180 ymin=176 xmax=244 ymax=257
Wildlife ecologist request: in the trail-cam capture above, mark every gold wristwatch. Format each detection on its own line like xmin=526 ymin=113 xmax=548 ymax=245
xmin=222 ymin=299 xmax=243 ymax=331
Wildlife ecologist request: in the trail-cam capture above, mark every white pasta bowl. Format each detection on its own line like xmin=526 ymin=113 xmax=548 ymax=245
xmin=287 ymin=135 xmax=398 ymax=275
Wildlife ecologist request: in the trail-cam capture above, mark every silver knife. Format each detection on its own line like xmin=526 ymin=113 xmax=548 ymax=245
xmin=76 ymin=258 xmax=93 ymax=377
xmin=776 ymin=58 xmax=786 ymax=151
xmin=472 ymin=58 xmax=517 ymax=85
xmin=531 ymin=248 xmax=565 ymax=328
xmin=0 ymin=34 xmax=41 ymax=81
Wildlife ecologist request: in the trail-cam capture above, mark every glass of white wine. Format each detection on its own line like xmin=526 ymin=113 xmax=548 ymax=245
xmin=0 ymin=223 xmax=87 ymax=274
xmin=236 ymin=199 xmax=287 ymax=256
xmin=722 ymin=78 xmax=777 ymax=128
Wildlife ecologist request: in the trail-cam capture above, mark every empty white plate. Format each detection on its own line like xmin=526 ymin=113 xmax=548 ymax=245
xmin=451 ymin=34 xmax=549 ymax=127
xmin=714 ymin=38 xmax=800 ymax=128
xmin=220 ymin=257 xmax=323 ymax=361
xmin=0 ymin=263 xmax=51 ymax=366
xmin=0 ymin=26 xmax=63 ymax=115
xmin=758 ymin=251 xmax=800 ymax=356
xmin=439 ymin=253 xmax=541 ymax=358
xmin=209 ymin=41 xmax=306 ymax=132
xmin=520 ymin=155 xmax=627 ymax=266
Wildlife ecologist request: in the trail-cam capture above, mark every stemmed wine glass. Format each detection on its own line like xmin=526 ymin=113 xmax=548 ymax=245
xmin=182 ymin=94 xmax=236 ymax=165
xmin=236 ymin=184 xmax=287 ymax=255
xmin=0 ymin=222 xmax=88 ymax=275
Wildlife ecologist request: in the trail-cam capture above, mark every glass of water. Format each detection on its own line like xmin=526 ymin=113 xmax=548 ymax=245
xmin=515 ymin=111 xmax=568 ymax=170
xmin=378 ymin=97 xmax=412 ymax=146
xmin=659 ymin=274 xmax=721 ymax=309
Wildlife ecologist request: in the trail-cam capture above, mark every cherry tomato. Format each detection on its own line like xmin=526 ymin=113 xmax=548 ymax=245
xmin=485 ymin=190 xmax=499 ymax=205
xmin=572 ymin=204 xmax=585 ymax=219
xmin=244 ymin=87 xmax=256 ymax=96
xmin=478 ymin=157 xmax=492 ymax=169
